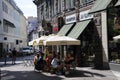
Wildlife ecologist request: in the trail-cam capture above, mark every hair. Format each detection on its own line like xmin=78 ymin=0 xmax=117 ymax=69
xmin=40 ymin=53 xmax=44 ymax=57
xmin=36 ymin=53 xmax=40 ymax=58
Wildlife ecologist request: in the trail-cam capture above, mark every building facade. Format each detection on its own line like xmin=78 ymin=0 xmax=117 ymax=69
xmin=27 ymin=16 xmax=39 ymax=42
xmin=33 ymin=0 xmax=120 ymax=69
xmin=0 ymin=0 xmax=27 ymax=57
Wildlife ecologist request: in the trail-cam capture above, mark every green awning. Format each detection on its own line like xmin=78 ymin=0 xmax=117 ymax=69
xmin=115 ymin=0 xmax=120 ymax=6
xmin=68 ymin=20 xmax=91 ymax=39
xmin=89 ymin=0 xmax=112 ymax=13
xmin=57 ymin=23 xmax=73 ymax=36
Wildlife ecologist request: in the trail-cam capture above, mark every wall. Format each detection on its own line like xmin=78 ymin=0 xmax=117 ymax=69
xmin=19 ymin=14 xmax=27 ymax=48
xmin=101 ymin=11 xmax=109 ymax=69
xmin=0 ymin=0 xmax=3 ymax=34
xmin=0 ymin=0 xmax=27 ymax=51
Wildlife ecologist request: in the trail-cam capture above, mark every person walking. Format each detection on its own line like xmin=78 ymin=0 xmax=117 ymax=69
xmin=12 ymin=48 xmax=17 ymax=64
xmin=3 ymin=49 xmax=7 ymax=65
xmin=8 ymin=49 xmax=12 ymax=57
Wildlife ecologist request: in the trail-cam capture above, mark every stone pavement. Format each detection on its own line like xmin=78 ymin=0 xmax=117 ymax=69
xmin=0 ymin=56 xmax=120 ymax=80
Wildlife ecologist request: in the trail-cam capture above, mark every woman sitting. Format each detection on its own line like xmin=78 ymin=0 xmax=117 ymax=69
xmin=51 ymin=54 xmax=62 ymax=74
xmin=45 ymin=52 xmax=52 ymax=71
xmin=64 ymin=52 xmax=74 ymax=72
xmin=33 ymin=53 xmax=40 ymax=66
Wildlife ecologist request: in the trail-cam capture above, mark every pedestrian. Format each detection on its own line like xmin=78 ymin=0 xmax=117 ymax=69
xmin=12 ymin=48 xmax=17 ymax=64
xmin=3 ymin=49 xmax=7 ymax=65
xmin=8 ymin=49 xmax=12 ymax=58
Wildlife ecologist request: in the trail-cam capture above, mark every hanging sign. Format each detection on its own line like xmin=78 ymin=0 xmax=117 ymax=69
xmin=66 ymin=14 xmax=76 ymax=24
xmin=79 ymin=10 xmax=93 ymax=21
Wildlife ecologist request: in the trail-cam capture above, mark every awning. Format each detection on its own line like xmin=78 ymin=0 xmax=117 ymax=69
xmin=115 ymin=0 xmax=120 ymax=6
xmin=57 ymin=23 xmax=73 ymax=36
xmin=43 ymin=35 xmax=80 ymax=46
xmin=68 ymin=20 xmax=91 ymax=39
xmin=3 ymin=19 xmax=15 ymax=28
xmin=89 ymin=0 xmax=112 ymax=14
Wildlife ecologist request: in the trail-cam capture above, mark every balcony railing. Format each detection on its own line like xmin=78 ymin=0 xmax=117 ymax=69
xmin=80 ymin=0 xmax=95 ymax=8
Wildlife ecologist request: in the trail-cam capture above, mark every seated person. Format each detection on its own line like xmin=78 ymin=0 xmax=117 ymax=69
xmin=45 ymin=52 xmax=52 ymax=71
xmin=33 ymin=53 xmax=40 ymax=66
xmin=51 ymin=54 xmax=62 ymax=74
xmin=64 ymin=52 xmax=74 ymax=71
xmin=35 ymin=53 xmax=45 ymax=71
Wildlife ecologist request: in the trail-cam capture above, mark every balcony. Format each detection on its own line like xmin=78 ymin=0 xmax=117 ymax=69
xmin=80 ymin=0 xmax=94 ymax=8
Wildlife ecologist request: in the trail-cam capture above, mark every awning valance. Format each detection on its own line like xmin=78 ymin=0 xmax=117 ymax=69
xmin=57 ymin=23 xmax=73 ymax=36
xmin=89 ymin=0 xmax=112 ymax=14
xmin=68 ymin=20 xmax=91 ymax=39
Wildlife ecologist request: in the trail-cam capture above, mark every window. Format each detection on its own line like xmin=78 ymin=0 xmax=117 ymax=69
xmin=70 ymin=0 xmax=75 ymax=8
xmin=3 ymin=20 xmax=8 ymax=33
xmin=3 ymin=24 xmax=8 ymax=33
xmin=2 ymin=2 xmax=8 ymax=13
xmin=80 ymin=0 xmax=94 ymax=7
xmin=65 ymin=0 xmax=75 ymax=10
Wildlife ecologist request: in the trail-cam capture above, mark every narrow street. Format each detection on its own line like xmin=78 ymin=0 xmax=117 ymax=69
xmin=0 ymin=55 xmax=119 ymax=80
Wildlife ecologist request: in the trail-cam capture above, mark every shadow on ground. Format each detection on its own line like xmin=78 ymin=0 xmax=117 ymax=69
xmin=1 ymin=70 xmax=63 ymax=80
xmin=1 ymin=69 xmax=106 ymax=80
xmin=64 ymin=69 xmax=105 ymax=78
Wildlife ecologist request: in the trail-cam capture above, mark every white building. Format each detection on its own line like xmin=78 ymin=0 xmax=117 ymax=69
xmin=0 ymin=0 xmax=27 ymax=56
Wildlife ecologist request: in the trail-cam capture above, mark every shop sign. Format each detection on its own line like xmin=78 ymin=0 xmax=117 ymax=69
xmin=79 ymin=10 xmax=93 ymax=21
xmin=66 ymin=14 xmax=76 ymax=24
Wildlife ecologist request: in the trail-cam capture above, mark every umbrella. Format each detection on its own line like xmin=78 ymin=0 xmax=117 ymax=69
xmin=113 ymin=35 xmax=120 ymax=42
xmin=28 ymin=40 xmax=37 ymax=46
xmin=43 ymin=35 xmax=80 ymax=60
xmin=43 ymin=35 xmax=80 ymax=46
xmin=35 ymin=34 xmax=56 ymax=45
xmin=35 ymin=35 xmax=49 ymax=45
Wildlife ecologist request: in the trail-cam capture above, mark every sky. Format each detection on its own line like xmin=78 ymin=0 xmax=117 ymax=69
xmin=14 ymin=0 xmax=37 ymax=18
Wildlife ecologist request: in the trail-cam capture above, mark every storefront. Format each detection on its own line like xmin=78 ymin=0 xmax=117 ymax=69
xmin=108 ymin=0 xmax=120 ymax=64
xmin=88 ymin=0 xmax=120 ymax=69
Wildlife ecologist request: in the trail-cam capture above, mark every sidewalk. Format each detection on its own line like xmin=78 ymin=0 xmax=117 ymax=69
xmin=75 ymin=67 xmax=119 ymax=80
xmin=112 ymin=70 xmax=120 ymax=80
